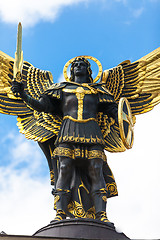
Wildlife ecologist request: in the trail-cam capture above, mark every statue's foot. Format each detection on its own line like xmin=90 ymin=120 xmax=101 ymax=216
xmin=96 ymin=211 xmax=109 ymax=222
xmin=95 ymin=211 xmax=114 ymax=228
xmin=54 ymin=210 xmax=67 ymax=221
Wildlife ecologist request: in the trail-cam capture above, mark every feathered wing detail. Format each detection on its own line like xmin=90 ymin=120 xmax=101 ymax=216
xmin=122 ymin=48 xmax=160 ymax=115
xmin=25 ymin=64 xmax=53 ymax=100
xmin=102 ymin=47 xmax=160 ymax=115
xmin=97 ymin=113 xmax=126 ymax=152
xmin=101 ymin=64 xmax=126 ymax=101
xmin=0 ymin=50 xmax=61 ymax=143
xmin=17 ymin=112 xmax=62 ymax=142
xmin=0 ymin=51 xmax=32 ymax=115
xmin=100 ymin=47 xmax=160 ymax=152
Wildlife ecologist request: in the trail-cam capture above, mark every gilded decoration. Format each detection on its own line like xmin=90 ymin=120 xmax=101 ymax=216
xmin=106 ymin=183 xmax=118 ymax=196
xmin=50 ymin=170 xmax=54 ymax=184
xmin=53 ymin=146 xmax=106 ymax=161
xmin=54 ymin=195 xmax=60 ymax=210
xmin=63 ymin=86 xmax=97 ymax=121
xmin=63 ymin=115 xmax=97 ymax=123
xmin=118 ymin=97 xmax=134 ymax=149
xmin=63 ymin=56 xmax=103 ymax=83
xmin=57 ymin=134 xmax=106 ymax=146
xmin=67 ymin=201 xmax=95 ymax=219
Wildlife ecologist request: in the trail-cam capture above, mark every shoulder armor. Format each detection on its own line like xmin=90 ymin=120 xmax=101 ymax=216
xmin=47 ymin=82 xmax=67 ymax=90
xmin=93 ymin=83 xmax=113 ymax=95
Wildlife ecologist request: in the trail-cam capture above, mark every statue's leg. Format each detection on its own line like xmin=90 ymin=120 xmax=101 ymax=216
xmin=54 ymin=156 xmax=74 ymax=221
xmin=56 ymin=157 xmax=73 ymax=190
xmin=88 ymin=157 xmax=105 ymax=192
xmin=88 ymin=154 xmax=109 ymax=223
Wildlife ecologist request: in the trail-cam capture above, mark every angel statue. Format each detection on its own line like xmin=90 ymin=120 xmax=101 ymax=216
xmin=0 ymin=23 xmax=160 ymax=225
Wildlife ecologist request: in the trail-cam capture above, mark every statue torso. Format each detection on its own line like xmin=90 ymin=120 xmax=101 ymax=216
xmin=62 ymin=84 xmax=98 ymax=122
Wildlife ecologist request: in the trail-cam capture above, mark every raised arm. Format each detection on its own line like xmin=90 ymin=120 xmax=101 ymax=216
xmin=11 ymin=81 xmax=52 ymax=112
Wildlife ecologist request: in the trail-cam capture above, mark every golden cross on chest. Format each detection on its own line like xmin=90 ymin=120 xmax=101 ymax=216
xmin=63 ymin=86 xmax=97 ymax=120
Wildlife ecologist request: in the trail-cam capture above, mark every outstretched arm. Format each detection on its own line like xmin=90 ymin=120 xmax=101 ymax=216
xmin=11 ymin=81 xmax=52 ymax=112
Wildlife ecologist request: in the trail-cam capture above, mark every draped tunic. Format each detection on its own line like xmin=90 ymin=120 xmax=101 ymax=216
xmin=41 ymin=82 xmax=118 ymax=148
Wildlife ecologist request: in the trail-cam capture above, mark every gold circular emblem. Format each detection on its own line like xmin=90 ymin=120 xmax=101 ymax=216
xmin=118 ymin=97 xmax=134 ymax=149
xmin=63 ymin=56 xmax=103 ymax=83
xmin=106 ymin=183 xmax=118 ymax=196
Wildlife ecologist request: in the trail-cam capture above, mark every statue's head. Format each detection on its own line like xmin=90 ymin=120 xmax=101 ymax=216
xmin=70 ymin=57 xmax=93 ymax=83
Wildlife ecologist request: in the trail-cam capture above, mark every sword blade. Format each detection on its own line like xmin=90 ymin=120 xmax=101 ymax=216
xmin=13 ymin=22 xmax=23 ymax=79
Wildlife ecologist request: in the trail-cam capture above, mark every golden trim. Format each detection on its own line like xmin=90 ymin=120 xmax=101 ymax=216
xmin=56 ymin=188 xmax=71 ymax=193
xmin=102 ymin=196 xmax=107 ymax=202
xmin=58 ymin=133 xmax=105 ymax=146
xmin=99 ymin=211 xmax=109 ymax=222
xmin=118 ymin=97 xmax=134 ymax=149
xmin=53 ymin=147 xmax=106 ymax=161
xmin=63 ymin=115 xmax=96 ymax=123
xmin=106 ymin=183 xmax=118 ymax=196
xmin=63 ymin=86 xmax=97 ymax=121
xmin=54 ymin=215 xmax=63 ymax=221
xmin=76 ymin=87 xmax=85 ymax=120
xmin=79 ymin=180 xmax=89 ymax=194
xmin=99 ymin=188 xmax=107 ymax=193
xmin=54 ymin=195 xmax=60 ymax=209
xmin=54 ymin=210 xmax=66 ymax=220
xmin=87 ymin=150 xmax=107 ymax=161
xmin=63 ymin=55 xmax=103 ymax=83
xmin=50 ymin=170 xmax=54 ymax=184
xmin=67 ymin=201 xmax=95 ymax=219
xmin=54 ymin=147 xmax=73 ymax=159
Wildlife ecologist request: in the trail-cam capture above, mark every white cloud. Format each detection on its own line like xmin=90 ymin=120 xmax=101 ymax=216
xmin=0 ymin=132 xmax=54 ymax=235
xmin=0 ymin=170 xmax=53 ymax=235
xmin=0 ymin=0 xmax=147 ymax=28
xmin=132 ymin=7 xmax=144 ymax=18
xmin=1 ymin=133 xmax=43 ymax=172
xmin=0 ymin=0 xmax=89 ymax=27
xmin=123 ymin=6 xmax=144 ymax=25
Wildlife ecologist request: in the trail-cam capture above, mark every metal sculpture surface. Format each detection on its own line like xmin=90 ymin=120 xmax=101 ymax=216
xmin=0 ymin=23 xmax=160 ymax=224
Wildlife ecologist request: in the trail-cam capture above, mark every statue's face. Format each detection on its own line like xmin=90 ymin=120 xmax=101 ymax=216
xmin=73 ymin=60 xmax=87 ymax=78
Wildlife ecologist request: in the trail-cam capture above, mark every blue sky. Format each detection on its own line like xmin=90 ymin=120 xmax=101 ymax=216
xmin=0 ymin=0 xmax=160 ymax=238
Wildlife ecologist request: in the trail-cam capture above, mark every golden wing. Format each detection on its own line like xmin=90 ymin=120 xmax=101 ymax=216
xmin=101 ymin=47 xmax=160 ymax=115
xmin=97 ymin=112 xmax=126 ymax=153
xmin=0 ymin=50 xmax=62 ymax=143
xmin=0 ymin=51 xmax=32 ymax=115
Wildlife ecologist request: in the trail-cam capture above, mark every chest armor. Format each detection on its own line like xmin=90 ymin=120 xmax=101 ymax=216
xmin=62 ymin=84 xmax=98 ymax=122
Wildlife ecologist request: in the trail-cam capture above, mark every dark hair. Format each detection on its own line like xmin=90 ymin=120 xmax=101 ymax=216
xmin=70 ymin=57 xmax=93 ymax=82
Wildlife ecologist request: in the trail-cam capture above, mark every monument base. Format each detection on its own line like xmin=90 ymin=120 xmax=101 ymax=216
xmin=34 ymin=219 xmax=130 ymax=240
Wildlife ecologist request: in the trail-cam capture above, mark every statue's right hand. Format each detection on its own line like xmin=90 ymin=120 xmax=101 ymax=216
xmin=11 ymin=80 xmax=24 ymax=97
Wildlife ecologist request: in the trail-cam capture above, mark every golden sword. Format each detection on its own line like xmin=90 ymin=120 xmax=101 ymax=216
xmin=13 ymin=22 xmax=23 ymax=97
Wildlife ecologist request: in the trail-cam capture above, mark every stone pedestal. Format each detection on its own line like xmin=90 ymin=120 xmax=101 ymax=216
xmin=34 ymin=219 xmax=130 ymax=240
